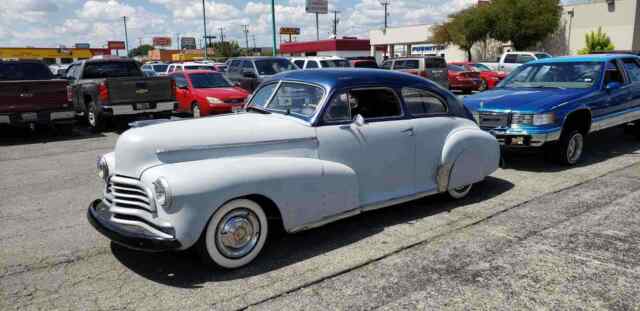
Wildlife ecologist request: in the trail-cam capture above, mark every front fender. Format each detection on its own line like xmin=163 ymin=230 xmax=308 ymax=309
xmin=439 ymin=128 xmax=500 ymax=191
xmin=141 ymin=157 xmax=358 ymax=249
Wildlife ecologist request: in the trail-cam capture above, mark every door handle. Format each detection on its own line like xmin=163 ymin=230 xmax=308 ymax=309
xmin=402 ymin=127 xmax=414 ymax=136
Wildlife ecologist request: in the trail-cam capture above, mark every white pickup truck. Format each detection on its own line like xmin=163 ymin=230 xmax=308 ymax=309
xmin=481 ymin=51 xmax=552 ymax=73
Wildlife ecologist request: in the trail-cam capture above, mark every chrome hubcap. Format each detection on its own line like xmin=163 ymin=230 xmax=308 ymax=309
xmin=88 ymin=111 xmax=95 ymax=126
xmin=454 ymin=185 xmax=471 ymax=194
xmin=216 ymin=209 xmax=260 ymax=259
xmin=567 ymin=133 xmax=583 ymax=163
xmin=193 ymin=106 xmax=200 ymax=118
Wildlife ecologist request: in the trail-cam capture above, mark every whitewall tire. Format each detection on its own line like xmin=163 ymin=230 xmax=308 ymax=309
xmin=200 ymin=199 xmax=268 ymax=269
xmin=448 ymin=184 xmax=473 ymax=200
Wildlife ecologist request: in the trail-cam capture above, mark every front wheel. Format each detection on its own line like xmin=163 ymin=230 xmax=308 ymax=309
xmin=192 ymin=103 xmax=202 ymax=119
xmin=448 ymin=184 xmax=473 ymax=200
xmin=557 ymin=130 xmax=584 ymax=166
xmin=198 ymin=199 xmax=268 ymax=269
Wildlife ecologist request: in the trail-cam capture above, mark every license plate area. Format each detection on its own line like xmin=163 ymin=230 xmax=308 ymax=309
xmin=22 ymin=112 xmax=38 ymax=121
xmin=134 ymin=103 xmax=152 ymax=110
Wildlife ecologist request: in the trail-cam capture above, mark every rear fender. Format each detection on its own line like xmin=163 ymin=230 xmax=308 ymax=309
xmin=438 ymin=128 xmax=500 ymax=192
xmin=141 ymin=157 xmax=358 ymax=249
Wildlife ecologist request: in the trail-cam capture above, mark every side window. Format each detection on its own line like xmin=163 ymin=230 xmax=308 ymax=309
xmin=349 ymin=88 xmax=402 ymax=119
xmin=394 ymin=60 xmax=407 ymax=69
xmin=174 ymin=65 xmax=183 ymax=72
xmin=401 ymin=88 xmax=447 ymax=115
xmin=604 ymin=61 xmax=625 ymax=85
xmin=65 ymin=65 xmax=77 ymax=79
xmin=229 ymin=60 xmax=242 ymax=73
xmin=516 ymin=54 xmax=535 ymax=64
xmin=167 ymin=65 xmax=175 ymax=73
xmin=248 ymin=83 xmax=277 ymax=108
xmin=623 ymin=58 xmax=640 ymax=82
xmin=242 ymin=60 xmax=255 ymax=72
xmin=504 ymin=54 xmax=518 ymax=64
xmin=404 ymin=60 xmax=420 ymax=69
xmin=172 ymin=74 xmax=188 ymax=88
xmin=294 ymin=60 xmax=305 ymax=68
xmin=323 ymin=91 xmax=351 ymax=122
xmin=306 ymin=61 xmax=319 ymax=69
xmin=382 ymin=61 xmax=392 ymax=69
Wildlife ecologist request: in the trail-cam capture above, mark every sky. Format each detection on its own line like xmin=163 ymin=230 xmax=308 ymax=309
xmin=0 ymin=0 xmax=576 ymax=49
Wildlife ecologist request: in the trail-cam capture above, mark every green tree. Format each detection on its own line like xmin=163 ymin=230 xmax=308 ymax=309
xmin=578 ymin=27 xmax=615 ymax=54
xmin=208 ymin=41 xmax=241 ymax=58
xmin=430 ymin=6 xmax=493 ymax=61
xmin=129 ymin=44 xmax=154 ymax=58
xmin=489 ymin=0 xmax=562 ymax=51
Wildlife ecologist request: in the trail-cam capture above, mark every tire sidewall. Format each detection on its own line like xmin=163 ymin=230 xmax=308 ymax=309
xmin=448 ymin=184 xmax=473 ymax=199
xmin=560 ymin=130 xmax=584 ymax=165
xmin=192 ymin=103 xmax=201 ymax=118
xmin=203 ymin=199 xmax=268 ymax=269
xmin=87 ymin=101 xmax=104 ymax=132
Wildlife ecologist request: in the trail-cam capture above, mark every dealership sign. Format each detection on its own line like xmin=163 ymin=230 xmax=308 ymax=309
xmin=279 ymin=27 xmax=301 ymax=35
xmin=306 ymin=0 xmax=328 ymax=14
xmin=107 ymin=41 xmax=126 ymax=50
xmin=180 ymin=37 xmax=197 ymax=50
xmin=153 ymin=37 xmax=172 ymax=47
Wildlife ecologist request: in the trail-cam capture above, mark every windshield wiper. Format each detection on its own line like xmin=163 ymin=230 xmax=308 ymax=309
xmin=246 ymin=106 xmax=271 ymax=114
xmin=526 ymin=85 xmax=566 ymax=90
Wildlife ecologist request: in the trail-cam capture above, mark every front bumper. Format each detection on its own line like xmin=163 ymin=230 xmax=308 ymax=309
xmin=489 ymin=128 xmax=561 ymax=147
xmin=87 ymin=199 xmax=181 ymax=252
xmin=103 ymin=101 xmax=177 ymax=116
xmin=0 ymin=109 xmax=75 ymax=125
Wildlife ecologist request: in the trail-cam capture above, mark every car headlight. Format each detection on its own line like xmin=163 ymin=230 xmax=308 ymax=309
xmin=207 ymin=97 xmax=223 ymax=105
xmin=96 ymin=156 xmax=109 ymax=183
xmin=533 ymin=113 xmax=556 ymax=126
xmin=153 ymin=177 xmax=172 ymax=208
xmin=511 ymin=112 xmax=556 ymax=126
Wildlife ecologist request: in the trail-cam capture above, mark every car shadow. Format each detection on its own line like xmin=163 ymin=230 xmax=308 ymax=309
xmin=502 ymin=126 xmax=640 ymax=173
xmin=111 ymin=176 xmax=514 ymax=288
xmin=0 ymin=124 xmax=106 ymax=146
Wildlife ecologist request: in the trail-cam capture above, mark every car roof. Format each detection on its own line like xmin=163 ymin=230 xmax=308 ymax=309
xmin=267 ymin=68 xmax=431 ymax=89
xmin=228 ymin=56 xmax=290 ymax=61
xmin=290 ymin=56 xmax=345 ymax=60
xmin=181 ymin=70 xmax=221 ymax=75
xmin=530 ymin=54 xmax=640 ymax=64
xmin=180 ymin=62 xmax=214 ymax=66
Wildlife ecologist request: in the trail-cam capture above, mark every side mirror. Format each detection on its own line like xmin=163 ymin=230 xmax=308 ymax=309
xmin=353 ymin=114 xmax=365 ymax=126
xmin=606 ymin=81 xmax=621 ymax=91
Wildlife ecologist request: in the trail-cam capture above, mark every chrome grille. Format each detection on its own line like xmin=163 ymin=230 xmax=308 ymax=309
xmin=478 ymin=112 xmax=510 ymax=130
xmin=109 ymin=176 xmax=154 ymax=212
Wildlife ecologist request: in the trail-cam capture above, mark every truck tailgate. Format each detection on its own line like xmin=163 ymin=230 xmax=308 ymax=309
xmin=0 ymin=80 xmax=70 ymax=113
xmin=106 ymin=77 xmax=174 ymax=104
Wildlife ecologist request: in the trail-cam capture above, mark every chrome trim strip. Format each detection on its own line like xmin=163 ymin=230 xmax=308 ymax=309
xmin=108 ymin=101 xmax=175 ymax=116
xmin=51 ymin=111 xmax=75 ymax=120
xmin=109 ymin=217 xmax=174 ymax=239
xmin=289 ymin=208 xmax=360 ymax=233
xmin=591 ymin=108 xmax=640 ymax=132
xmin=155 ymin=137 xmax=318 ymax=154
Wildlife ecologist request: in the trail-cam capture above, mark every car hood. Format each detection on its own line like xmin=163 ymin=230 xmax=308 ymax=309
xmin=114 ymin=113 xmax=317 ymax=178
xmin=463 ymin=87 xmax=594 ymax=112
xmin=193 ymin=87 xmax=248 ymax=99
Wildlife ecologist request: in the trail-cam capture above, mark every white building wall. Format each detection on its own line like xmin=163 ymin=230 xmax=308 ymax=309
xmin=564 ymin=0 xmax=639 ymax=54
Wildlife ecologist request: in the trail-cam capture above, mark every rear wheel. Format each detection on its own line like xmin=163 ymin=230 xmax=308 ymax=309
xmin=197 ymin=199 xmax=268 ymax=269
xmin=87 ymin=101 xmax=105 ymax=132
xmin=192 ymin=103 xmax=201 ymax=119
xmin=448 ymin=184 xmax=473 ymax=199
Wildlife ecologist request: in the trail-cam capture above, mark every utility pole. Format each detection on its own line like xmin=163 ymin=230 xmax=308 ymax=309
xmin=252 ymin=35 xmax=257 ymax=49
xmin=241 ymin=25 xmax=250 ymax=50
xmin=122 ymin=16 xmax=129 ymax=57
xmin=218 ymin=27 xmax=225 ymax=43
xmin=175 ymin=33 xmax=180 ymax=50
xmin=201 ymin=0 xmax=208 ymax=60
xmin=315 ymin=13 xmax=320 ymax=40
xmin=330 ymin=10 xmax=340 ymax=38
xmin=379 ymin=0 xmax=390 ymax=31
xmin=271 ymin=0 xmax=277 ymax=56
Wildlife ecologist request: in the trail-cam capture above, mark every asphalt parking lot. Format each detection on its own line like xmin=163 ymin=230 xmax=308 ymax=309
xmin=2 ymin=123 xmax=640 ymax=310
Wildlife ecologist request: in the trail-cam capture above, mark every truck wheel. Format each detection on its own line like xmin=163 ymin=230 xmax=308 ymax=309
xmin=87 ymin=101 xmax=105 ymax=132
xmin=557 ymin=130 xmax=584 ymax=165
xmin=448 ymin=184 xmax=473 ymax=200
xmin=198 ymin=199 xmax=268 ymax=269
xmin=192 ymin=103 xmax=201 ymax=119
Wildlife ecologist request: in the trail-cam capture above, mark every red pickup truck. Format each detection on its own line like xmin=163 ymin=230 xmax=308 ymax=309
xmin=0 ymin=60 xmax=74 ymax=132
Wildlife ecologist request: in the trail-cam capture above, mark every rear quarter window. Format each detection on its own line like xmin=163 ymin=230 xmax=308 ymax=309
xmin=424 ymin=58 xmax=446 ymax=68
xmin=0 ymin=62 xmax=52 ymax=80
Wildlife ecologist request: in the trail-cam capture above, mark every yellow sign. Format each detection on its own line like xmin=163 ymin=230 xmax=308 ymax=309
xmin=0 ymin=48 xmax=93 ymax=60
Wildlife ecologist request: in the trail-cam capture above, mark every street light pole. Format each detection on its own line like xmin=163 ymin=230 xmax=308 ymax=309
xmin=316 ymin=13 xmax=319 ymax=40
xmin=122 ymin=16 xmax=129 ymax=57
xmin=202 ymin=0 xmax=208 ymax=60
xmin=271 ymin=0 xmax=277 ymax=56
xmin=380 ymin=0 xmax=390 ymax=31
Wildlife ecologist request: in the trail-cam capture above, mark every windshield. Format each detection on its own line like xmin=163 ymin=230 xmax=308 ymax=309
xmin=83 ymin=61 xmax=143 ymax=78
xmin=471 ymin=63 xmax=492 ymax=71
xmin=0 ymin=62 xmax=52 ymax=80
xmin=152 ymin=64 xmax=168 ymax=72
xmin=500 ymin=62 xmax=602 ymax=89
xmin=254 ymin=59 xmax=298 ymax=75
xmin=185 ymin=65 xmax=214 ymax=70
xmin=189 ymin=73 xmax=232 ymax=88
xmin=320 ymin=59 xmax=350 ymax=68
xmin=248 ymin=82 xmax=324 ymax=120
xmin=536 ymin=53 xmax=552 ymax=59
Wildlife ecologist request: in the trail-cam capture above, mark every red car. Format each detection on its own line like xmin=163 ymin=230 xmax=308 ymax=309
xmin=447 ymin=64 xmax=483 ymax=94
xmin=449 ymin=62 xmax=507 ymax=91
xmin=171 ymin=70 xmax=249 ymax=117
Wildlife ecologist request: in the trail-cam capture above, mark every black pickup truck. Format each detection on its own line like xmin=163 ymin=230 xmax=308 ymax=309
xmin=65 ymin=57 xmax=177 ymax=131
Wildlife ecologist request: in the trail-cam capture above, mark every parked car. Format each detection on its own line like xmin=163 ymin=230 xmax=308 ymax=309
xmin=346 ymin=57 xmax=379 ymax=68
xmin=382 ymin=57 xmax=449 ymax=89
xmin=142 ymin=69 xmax=158 ymax=77
xmin=449 ymin=62 xmax=507 ymax=91
xmin=87 ymin=69 xmax=500 ymax=269
xmin=0 ymin=60 xmax=74 ymax=132
xmin=212 ymin=63 xmax=227 ymax=72
xmin=165 ymin=62 xmax=216 ymax=75
xmin=482 ymin=51 xmax=552 ymax=73
xmin=170 ymin=70 xmax=249 ymax=117
xmin=66 ymin=56 xmax=177 ymax=132
xmin=290 ymin=56 xmax=351 ymax=69
xmin=141 ymin=63 xmax=169 ymax=76
xmin=225 ymin=57 xmax=299 ymax=92
xmin=464 ymin=54 xmax=640 ymax=165
xmin=447 ymin=64 xmax=482 ymax=94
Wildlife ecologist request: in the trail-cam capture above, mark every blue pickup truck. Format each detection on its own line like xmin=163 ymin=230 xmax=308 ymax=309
xmin=463 ymin=54 xmax=640 ymax=165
